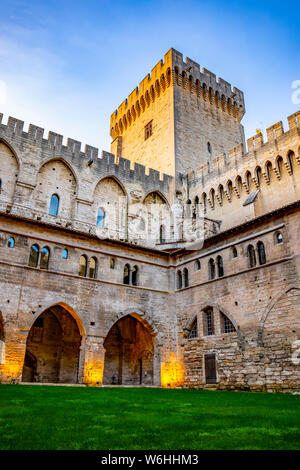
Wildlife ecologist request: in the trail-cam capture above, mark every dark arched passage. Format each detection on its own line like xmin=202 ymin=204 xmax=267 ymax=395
xmin=22 ymin=305 xmax=82 ymax=384
xmin=103 ymin=315 xmax=154 ymax=385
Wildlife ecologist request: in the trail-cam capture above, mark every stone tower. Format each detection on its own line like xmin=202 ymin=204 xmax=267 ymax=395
xmin=110 ymin=48 xmax=246 ymax=176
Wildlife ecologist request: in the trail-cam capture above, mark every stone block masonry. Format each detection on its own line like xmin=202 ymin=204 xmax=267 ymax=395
xmin=0 ymin=48 xmax=299 ymax=391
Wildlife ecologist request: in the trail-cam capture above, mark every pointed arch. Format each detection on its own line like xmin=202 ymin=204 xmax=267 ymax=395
xmin=22 ymin=303 xmax=85 ymax=384
xmin=183 ymin=268 xmax=189 ymax=287
xmin=257 ymin=241 xmax=266 ymax=265
xmin=255 ymin=166 xmax=262 ymax=187
xmin=0 ymin=138 xmax=20 ymax=204
xmin=287 ymin=150 xmax=295 ymax=175
xmin=245 ymin=171 xmax=252 ymax=191
xmin=208 ymin=258 xmax=215 ymax=280
xmin=176 ymin=270 xmax=182 ymax=289
xmin=143 ymin=190 xmax=169 ymax=207
xmin=276 ymin=156 xmax=284 ymax=177
xmin=235 ymin=175 xmax=243 ymax=195
xmin=247 ymin=244 xmax=256 ymax=268
xmin=105 ymin=308 xmax=158 ymax=338
xmin=265 ymin=161 xmax=273 ymax=182
xmin=28 ymin=302 xmax=86 ymax=338
xmin=32 ymin=159 xmax=77 ymax=219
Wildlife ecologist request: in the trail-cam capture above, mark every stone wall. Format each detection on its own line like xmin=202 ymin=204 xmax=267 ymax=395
xmin=188 ymin=111 xmax=300 ymax=232
xmin=175 ymin=209 xmax=300 ymax=392
xmin=0 ymin=216 xmax=174 ymax=385
xmin=0 ymin=48 xmax=300 ymax=391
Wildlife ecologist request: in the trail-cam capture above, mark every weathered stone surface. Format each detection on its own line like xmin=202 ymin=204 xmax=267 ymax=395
xmin=0 ymin=49 xmax=299 ymax=391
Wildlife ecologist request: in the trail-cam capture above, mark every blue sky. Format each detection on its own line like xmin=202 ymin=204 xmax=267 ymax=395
xmin=0 ymin=0 xmax=299 ymax=153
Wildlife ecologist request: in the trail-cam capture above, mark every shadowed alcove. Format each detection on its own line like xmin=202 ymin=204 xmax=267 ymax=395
xmin=103 ymin=315 xmax=154 ymax=385
xmin=22 ymin=305 xmax=82 ymax=384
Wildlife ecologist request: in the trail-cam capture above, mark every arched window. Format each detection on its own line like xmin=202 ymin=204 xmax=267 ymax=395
xmin=183 ymin=268 xmax=189 ymax=287
xmin=236 ymin=176 xmax=242 ymax=195
xmin=227 ymin=181 xmax=233 ymax=199
xmin=208 ymin=258 xmax=215 ymax=280
xmin=193 ymin=196 xmax=199 ymax=219
xmin=62 ymin=248 xmax=68 ymax=259
xmin=79 ymin=255 xmax=87 ymax=277
xmin=123 ymin=264 xmax=130 ymax=285
xmin=232 ymin=246 xmax=238 ymax=258
xmin=40 ymin=247 xmax=50 ymax=270
xmin=266 ymin=161 xmax=272 ymax=181
xmin=195 ymin=259 xmax=201 ymax=271
xmin=277 ymin=157 xmax=283 ymax=177
xmin=203 ymin=308 xmax=214 ymax=336
xmin=202 ymin=193 xmax=207 ymax=214
xmin=256 ymin=167 xmax=262 ymax=186
xmin=28 ymin=244 xmax=39 ymax=267
xmin=221 ymin=313 xmax=236 ymax=333
xmin=210 ymin=189 xmax=215 ymax=209
xmin=207 ymin=142 xmax=212 ymax=154
xmin=49 ymin=194 xmax=59 ymax=216
xmin=257 ymin=241 xmax=266 ymax=265
xmin=159 ymin=224 xmax=166 ymax=243
xmin=219 ymin=185 xmax=224 ymax=204
xmin=246 ymin=171 xmax=252 ymax=191
xmin=189 ymin=319 xmax=198 ymax=339
xmin=110 ymin=257 xmax=115 ymax=269
xmin=248 ymin=245 xmax=256 ymax=268
xmin=7 ymin=237 xmax=15 ymax=248
xmin=275 ymin=232 xmax=283 ymax=244
xmin=288 ymin=151 xmax=294 ymax=175
xmin=176 ymin=270 xmax=182 ymax=289
xmin=88 ymin=257 xmax=97 ymax=279
xmin=96 ymin=208 xmax=105 ymax=227
xmin=217 ymin=256 xmax=224 ymax=277
xmin=132 ymin=265 xmax=138 ymax=286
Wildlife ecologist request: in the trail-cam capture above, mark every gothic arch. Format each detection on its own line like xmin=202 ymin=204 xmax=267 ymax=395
xmin=105 ymin=308 xmax=158 ymax=337
xmin=260 ymin=284 xmax=300 ymax=327
xmin=36 ymin=157 xmax=79 ymax=190
xmin=32 ymin=159 xmax=78 ymax=219
xmin=0 ymin=138 xmax=20 ymax=203
xmin=0 ymin=137 xmax=21 ymax=167
xmin=22 ymin=302 xmax=85 ymax=384
xmin=92 ymin=176 xmax=127 ymax=236
xmin=143 ymin=190 xmax=169 ymax=207
xmin=103 ymin=310 xmax=157 ymax=385
xmin=184 ymin=302 xmax=240 ymax=337
xmin=92 ymin=175 xmax=127 ymax=199
xmin=28 ymin=301 xmax=86 ymax=338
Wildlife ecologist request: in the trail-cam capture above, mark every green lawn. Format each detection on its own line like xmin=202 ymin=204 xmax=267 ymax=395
xmin=0 ymin=384 xmax=299 ymax=450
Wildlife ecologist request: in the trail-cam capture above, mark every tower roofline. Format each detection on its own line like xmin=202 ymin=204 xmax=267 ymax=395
xmin=110 ymin=49 xmax=245 ymax=139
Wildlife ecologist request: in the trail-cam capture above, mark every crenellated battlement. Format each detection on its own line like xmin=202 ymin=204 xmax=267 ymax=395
xmin=171 ymin=48 xmax=245 ymax=121
xmin=190 ymin=110 xmax=300 ymax=185
xmin=110 ymin=48 xmax=245 ymax=140
xmin=0 ymin=113 xmax=174 ymax=192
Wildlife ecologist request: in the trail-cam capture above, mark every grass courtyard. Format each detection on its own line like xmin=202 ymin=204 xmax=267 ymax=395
xmin=0 ymin=384 xmax=299 ymax=450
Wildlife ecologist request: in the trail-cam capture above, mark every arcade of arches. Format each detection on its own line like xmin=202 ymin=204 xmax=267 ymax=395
xmin=103 ymin=315 xmax=154 ymax=385
xmin=20 ymin=307 xmax=156 ymax=386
